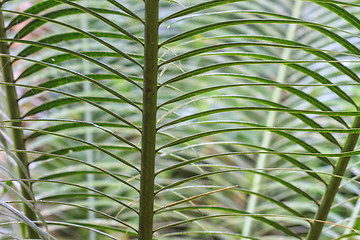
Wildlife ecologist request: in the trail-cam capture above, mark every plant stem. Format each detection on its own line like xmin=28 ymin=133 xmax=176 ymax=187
xmin=80 ymin=5 xmax=97 ymax=240
xmin=242 ymin=0 xmax=303 ymax=236
xmin=307 ymin=115 xmax=360 ymax=240
xmin=0 ymin=10 xmax=38 ymax=239
xmin=139 ymin=0 xmax=159 ymax=239
xmin=343 ymin=192 xmax=360 ymax=238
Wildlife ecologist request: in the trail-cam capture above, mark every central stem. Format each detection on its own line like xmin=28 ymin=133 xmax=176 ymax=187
xmin=139 ymin=0 xmax=159 ymax=239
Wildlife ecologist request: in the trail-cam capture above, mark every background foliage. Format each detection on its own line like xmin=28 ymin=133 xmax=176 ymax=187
xmin=0 ymin=0 xmax=360 ymax=239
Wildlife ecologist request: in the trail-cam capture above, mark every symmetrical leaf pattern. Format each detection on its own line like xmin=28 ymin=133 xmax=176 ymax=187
xmin=0 ymin=0 xmax=359 ymax=239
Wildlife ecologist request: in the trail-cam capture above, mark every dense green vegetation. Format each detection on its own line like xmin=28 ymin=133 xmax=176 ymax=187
xmin=0 ymin=0 xmax=360 ymax=239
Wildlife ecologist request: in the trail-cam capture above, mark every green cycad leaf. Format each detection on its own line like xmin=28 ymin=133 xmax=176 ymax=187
xmin=20 ymin=74 xmax=142 ymax=99
xmin=160 ymin=19 xmax=359 ymax=46
xmin=18 ymin=51 xmax=141 ymax=80
xmin=159 ymin=104 xmax=344 ymax=147
xmin=160 ymin=53 xmax=356 ymax=106
xmin=156 ymin=185 xmax=306 ymax=219
xmin=26 ymin=121 xmax=132 ymax=139
xmin=45 ymin=221 xmax=137 ymax=239
xmin=34 ymin=145 xmax=135 ymax=161
xmin=34 ymin=200 xmax=137 ymax=231
xmin=156 ymin=169 xmax=318 ymax=205
xmin=154 ymin=208 xmax=302 ymax=239
xmin=7 ymin=0 xmax=142 ymax=27
xmin=7 ymin=0 xmax=63 ymax=28
xmin=16 ymin=32 xmax=139 ymax=59
xmin=161 ymin=231 xmax=258 ymax=239
xmin=11 ymin=7 xmax=139 ymax=43
xmin=105 ymin=0 xmax=144 ymax=23
xmin=160 ymin=0 xmax=253 ymax=23
xmin=160 ymin=40 xmax=360 ymax=84
xmin=1 ymin=9 xmax=144 ymax=68
xmin=0 ymin=200 xmax=56 ymax=240
xmin=1 ymin=82 xmax=141 ymax=128
xmin=2 ymin=124 xmax=140 ymax=171
xmin=314 ymin=1 xmax=360 ymax=32
xmin=32 ymin=179 xmax=139 ymax=212
xmin=0 ymin=58 xmax=141 ymax=105
xmin=2 ymin=0 xmax=360 ymax=239
xmin=160 ymin=120 xmax=334 ymax=167
xmin=159 ymin=73 xmax=348 ymax=127
xmin=160 ymin=60 xmax=355 ymax=104
xmin=24 ymin=97 xmax=126 ymax=117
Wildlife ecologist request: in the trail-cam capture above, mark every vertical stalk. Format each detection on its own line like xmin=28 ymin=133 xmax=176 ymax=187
xmin=80 ymin=5 xmax=97 ymax=240
xmin=0 ymin=9 xmax=38 ymax=239
xmin=343 ymin=192 xmax=360 ymax=238
xmin=307 ymin=115 xmax=360 ymax=240
xmin=242 ymin=0 xmax=303 ymax=236
xmin=139 ymin=0 xmax=159 ymax=239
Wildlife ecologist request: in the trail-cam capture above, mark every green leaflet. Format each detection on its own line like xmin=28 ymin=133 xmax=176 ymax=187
xmin=155 ymin=169 xmax=318 ymax=206
xmin=104 ymin=0 xmax=144 ymax=23
xmin=16 ymin=32 xmax=139 ymax=59
xmin=1 ymin=125 xmax=139 ymax=171
xmin=7 ymin=0 xmax=64 ymax=28
xmin=34 ymin=145 xmax=135 ymax=161
xmin=0 ymin=200 xmax=56 ymax=240
xmin=160 ymin=41 xmax=360 ymax=84
xmin=160 ymin=106 xmax=360 ymax=123
xmin=18 ymin=51 xmax=139 ymax=80
xmin=159 ymin=73 xmax=348 ymax=127
xmin=27 ymin=121 xmax=132 ymax=139
xmin=28 ymin=200 xmax=137 ymax=231
xmin=154 ymin=208 xmax=301 ymax=239
xmin=160 ymin=120 xmax=334 ymax=167
xmin=31 ymin=179 xmax=139 ymax=212
xmin=160 ymin=19 xmax=360 ymax=46
xmin=155 ymin=185 xmax=305 ymax=219
xmin=160 ymin=0 xmax=253 ymax=23
xmin=161 ymin=231 xmax=258 ymax=239
xmin=11 ymin=7 xmax=138 ymax=43
xmin=314 ymin=1 xmax=360 ymax=32
xmin=5 ymin=148 xmax=138 ymax=188
xmin=158 ymin=103 xmax=343 ymax=146
xmin=0 ymin=54 xmax=142 ymax=104
xmin=0 ymin=82 xmax=141 ymax=132
xmin=160 ymin=58 xmax=356 ymax=107
xmin=48 ymin=221 xmax=138 ymax=237
xmin=0 ymin=9 xmax=144 ymax=69
xmin=5 ymin=0 xmax=142 ymax=29
xmin=20 ymin=74 xmax=142 ymax=99
xmin=39 ymin=193 xmax=133 ymax=201
xmin=23 ymin=96 xmax=127 ymax=117
xmin=1 ymin=0 xmax=360 ymax=239
xmin=0 ymin=39 xmax=141 ymax=78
